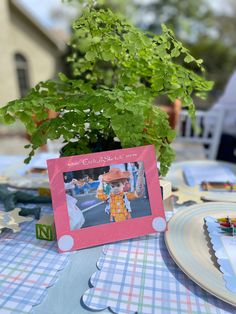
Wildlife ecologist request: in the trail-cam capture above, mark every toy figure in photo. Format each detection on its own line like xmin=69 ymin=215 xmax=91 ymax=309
xmin=64 ymin=180 xmax=85 ymax=230
xmin=96 ymin=162 xmax=145 ymax=222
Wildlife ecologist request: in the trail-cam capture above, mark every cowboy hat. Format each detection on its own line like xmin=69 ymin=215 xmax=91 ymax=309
xmin=102 ymin=168 xmax=130 ymax=183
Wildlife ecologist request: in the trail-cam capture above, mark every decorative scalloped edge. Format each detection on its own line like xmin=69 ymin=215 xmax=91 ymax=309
xmin=204 ymin=216 xmax=236 ymax=293
xmin=0 ymin=239 xmax=70 ymax=311
xmin=31 ymin=253 xmax=70 ymax=309
xmin=83 ymin=241 xmax=139 ymax=314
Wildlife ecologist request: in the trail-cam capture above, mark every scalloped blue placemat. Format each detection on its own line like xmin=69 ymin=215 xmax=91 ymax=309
xmin=82 ymin=233 xmax=236 ymax=314
xmin=0 ymin=205 xmax=69 ymax=314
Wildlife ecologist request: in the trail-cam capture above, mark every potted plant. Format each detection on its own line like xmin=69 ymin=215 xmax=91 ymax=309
xmin=0 ymin=2 xmax=212 ymax=175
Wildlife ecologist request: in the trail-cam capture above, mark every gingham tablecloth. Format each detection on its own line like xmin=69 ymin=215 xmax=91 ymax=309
xmin=0 ymin=205 xmax=69 ymax=314
xmin=0 ymin=156 xmax=71 ymax=313
xmin=82 ymin=233 xmax=236 ymax=314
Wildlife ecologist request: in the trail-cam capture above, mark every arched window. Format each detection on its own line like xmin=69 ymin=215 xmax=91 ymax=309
xmin=14 ymin=53 xmax=30 ymax=97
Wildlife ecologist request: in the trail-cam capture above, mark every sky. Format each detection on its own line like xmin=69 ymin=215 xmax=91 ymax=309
xmin=17 ymin=0 xmax=227 ymax=32
xmin=18 ymin=0 xmax=76 ymax=31
xmin=18 ymin=0 xmax=64 ymax=27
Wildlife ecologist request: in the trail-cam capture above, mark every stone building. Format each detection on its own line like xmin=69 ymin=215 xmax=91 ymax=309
xmin=0 ymin=0 xmax=65 ymax=106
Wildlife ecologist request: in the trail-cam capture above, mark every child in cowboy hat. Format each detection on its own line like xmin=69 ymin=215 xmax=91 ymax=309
xmin=96 ymin=163 xmax=144 ymax=222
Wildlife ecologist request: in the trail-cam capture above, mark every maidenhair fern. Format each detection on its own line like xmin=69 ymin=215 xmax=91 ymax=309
xmin=0 ymin=5 xmax=213 ymax=175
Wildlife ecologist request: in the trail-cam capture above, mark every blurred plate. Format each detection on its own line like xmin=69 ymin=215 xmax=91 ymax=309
xmin=0 ymin=154 xmax=57 ymax=189
xmin=8 ymin=174 xmax=50 ymax=189
xmin=202 ymin=193 xmax=236 ymax=203
xmin=165 ymin=202 xmax=236 ymax=306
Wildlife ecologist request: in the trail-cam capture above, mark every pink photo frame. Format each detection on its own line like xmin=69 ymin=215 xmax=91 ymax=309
xmin=47 ymin=145 xmax=166 ymax=252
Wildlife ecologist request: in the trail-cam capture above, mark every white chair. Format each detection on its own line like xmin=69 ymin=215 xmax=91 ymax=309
xmin=176 ymin=109 xmax=224 ymax=160
xmin=46 ymin=137 xmax=65 ymax=154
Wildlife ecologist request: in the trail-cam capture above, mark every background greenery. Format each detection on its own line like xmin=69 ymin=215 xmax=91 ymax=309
xmin=62 ymin=0 xmax=236 ymax=108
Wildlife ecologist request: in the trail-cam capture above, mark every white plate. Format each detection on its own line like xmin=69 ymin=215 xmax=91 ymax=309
xmin=8 ymin=174 xmax=49 ymax=189
xmin=164 ymin=202 xmax=236 ymax=306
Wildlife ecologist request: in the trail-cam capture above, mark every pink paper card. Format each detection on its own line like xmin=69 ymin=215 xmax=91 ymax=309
xmin=47 ymin=145 xmax=166 ymax=252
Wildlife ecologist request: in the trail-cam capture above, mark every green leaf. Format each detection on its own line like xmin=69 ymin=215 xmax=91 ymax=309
xmin=184 ymin=55 xmax=194 ymax=63
xmin=3 ymin=114 xmax=15 ymax=124
xmin=167 ymin=129 xmax=176 ymax=142
xmin=58 ymin=72 xmax=69 ymax=82
xmin=101 ymin=50 xmax=113 ymax=61
xmin=85 ymin=50 xmax=96 ymax=61
xmin=16 ymin=112 xmax=30 ymax=123
xmin=171 ymin=48 xmax=180 ymax=58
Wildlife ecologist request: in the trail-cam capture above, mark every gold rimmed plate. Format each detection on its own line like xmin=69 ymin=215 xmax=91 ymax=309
xmin=164 ymin=202 xmax=236 ymax=306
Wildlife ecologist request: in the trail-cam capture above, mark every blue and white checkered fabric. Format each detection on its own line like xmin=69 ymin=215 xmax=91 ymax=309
xmin=83 ymin=234 xmax=236 ymax=314
xmin=0 ymin=205 xmax=69 ymax=314
xmin=0 ymin=156 xmax=70 ymax=313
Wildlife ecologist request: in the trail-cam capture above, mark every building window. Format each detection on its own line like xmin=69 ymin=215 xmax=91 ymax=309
xmin=14 ymin=53 xmax=30 ymax=97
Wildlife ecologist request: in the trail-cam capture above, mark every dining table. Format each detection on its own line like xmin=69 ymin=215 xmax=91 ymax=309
xmin=0 ymin=154 xmax=236 ymax=314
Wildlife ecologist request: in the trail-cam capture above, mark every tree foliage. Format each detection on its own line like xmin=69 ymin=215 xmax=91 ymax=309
xmin=0 ymin=4 xmax=212 ymax=175
xmin=134 ymin=0 xmax=236 ymax=105
xmin=187 ymin=37 xmax=236 ymax=106
xmin=134 ymin=0 xmax=214 ymax=41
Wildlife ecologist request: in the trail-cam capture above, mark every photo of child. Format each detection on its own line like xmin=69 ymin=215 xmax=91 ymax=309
xmin=97 ymin=161 xmax=145 ymax=222
xmin=63 ymin=161 xmax=151 ymax=229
